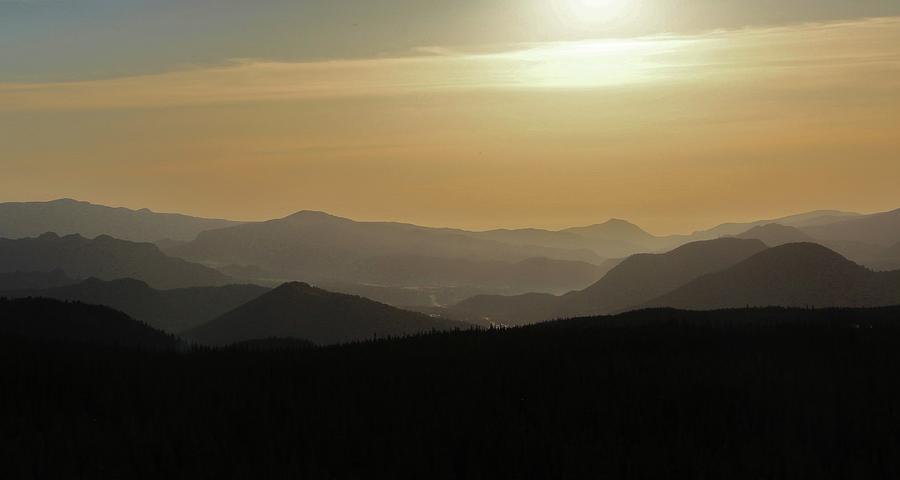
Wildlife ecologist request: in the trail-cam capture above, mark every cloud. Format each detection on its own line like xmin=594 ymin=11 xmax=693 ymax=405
xmin=1 ymin=17 xmax=898 ymax=112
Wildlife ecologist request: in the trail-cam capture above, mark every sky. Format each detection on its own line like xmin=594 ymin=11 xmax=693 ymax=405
xmin=1 ymin=0 xmax=899 ymax=234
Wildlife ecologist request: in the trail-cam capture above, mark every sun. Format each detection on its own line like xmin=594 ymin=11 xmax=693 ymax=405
xmin=554 ymin=0 xmax=639 ymax=28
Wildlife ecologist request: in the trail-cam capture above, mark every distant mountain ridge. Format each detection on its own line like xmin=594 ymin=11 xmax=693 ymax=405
xmin=644 ymin=243 xmax=900 ymax=310
xmin=0 ymin=199 xmax=240 ymax=243
xmin=0 ymin=233 xmax=230 ymax=289
xmin=474 ymin=219 xmax=667 ymax=258
xmin=803 ymin=208 xmax=900 ymax=247
xmin=735 ymin=223 xmax=816 ymax=246
xmin=452 ymin=238 xmax=768 ymax=325
xmin=186 ymin=282 xmax=470 ymax=346
xmin=168 ymin=210 xmax=609 ymax=292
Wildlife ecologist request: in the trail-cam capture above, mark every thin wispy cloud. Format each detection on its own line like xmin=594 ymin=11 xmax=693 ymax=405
xmin=0 ymin=17 xmax=898 ymax=112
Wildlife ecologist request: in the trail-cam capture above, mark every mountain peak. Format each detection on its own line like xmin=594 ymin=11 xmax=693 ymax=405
xmin=642 ymin=242 xmax=887 ymax=311
xmin=274 ymin=281 xmax=315 ymax=292
xmin=751 ymin=242 xmax=859 ymax=268
xmin=563 ymin=218 xmax=653 ymax=242
xmin=186 ymin=282 xmax=466 ymax=346
xmin=283 ymin=210 xmax=345 ymax=222
xmin=603 ymin=218 xmax=635 ymax=226
xmin=49 ymin=198 xmax=89 ymax=206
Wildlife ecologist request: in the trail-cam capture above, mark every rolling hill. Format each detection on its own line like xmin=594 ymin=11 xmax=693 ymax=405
xmin=802 ymin=208 xmax=900 ymax=247
xmin=0 ymin=233 xmax=231 ymax=290
xmin=452 ymin=238 xmax=769 ymax=325
xmin=0 ymin=198 xmax=239 ymax=242
xmin=0 ymin=297 xmax=177 ymax=349
xmin=168 ymin=210 xmax=605 ymax=289
xmin=644 ymin=243 xmax=900 ymax=310
xmin=0 ymin=278 xmax=269 ymax=334
xmin=185 ymin=282 xmax=470 ymax=346
xmin=474 ymin=219 xmax=668 ymax=258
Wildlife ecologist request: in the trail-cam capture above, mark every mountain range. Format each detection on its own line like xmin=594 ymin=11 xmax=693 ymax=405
xmin=644 ymin=243 xmax=900 ymax=310
xmin=0 ymin=232 xmax=231 ymax=290
xmin=452 ymin=238 xmax=769 ymax=325
xmin=166 ymin=210 xmax=610 ymax=295
xmin=0 ymin=199 xmax=239 ymax=243
xmin=1 ymin=198 xmax=899 ymax=333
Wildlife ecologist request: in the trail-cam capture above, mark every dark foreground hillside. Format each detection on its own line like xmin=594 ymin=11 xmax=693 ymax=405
xmin=5 ymin=307 xmax=900 ymax=479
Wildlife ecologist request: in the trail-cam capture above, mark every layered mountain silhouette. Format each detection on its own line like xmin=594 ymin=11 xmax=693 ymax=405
xmin=185 ymin=282 xmax=470 ymax=346
xmin=0 ymin=199 xmax=239 ymax=243
xmin=803 ymin=208 xmax=900 ymax=247
xmin=735 ymin=223 xmax=816 ymax=246
xmin=688 ymin=210 xmax=861 ymax=240
xmin=557 ymin=238 xmax=769 ymax=316
xmin=0 ymin=278 xmax=269 ymax=333
xmin=346 ymin=255 xmax=611 ymax=294
xmin=473 ymin=219 xmax=671 ymax=258
xmin=0 ymin=297 xmax=177 ymax=349
xmin=168 ymin=211 xmax=606 ymax=290
xmin=644 ymin=243 xmax=900 ymax=310
xmin=0 ymin=233 xmax=230 ymax=289
xmin=453 ymin=238 xmax=768 ymax=325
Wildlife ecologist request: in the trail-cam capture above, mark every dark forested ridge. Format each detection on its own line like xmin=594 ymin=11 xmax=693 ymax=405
xmin=0 ymin=278 xmax=270 ymax=334
xmin=185 ymin=281 xmax=471 ymax=346
xmin=5 ymin=306 xmax=900 ymax=478
xmin=0 ymin=297 xmax=177 ymax=349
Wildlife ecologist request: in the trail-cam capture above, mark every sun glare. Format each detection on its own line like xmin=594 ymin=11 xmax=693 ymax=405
xmin=493 ymin=36 xmax=694 ymax=88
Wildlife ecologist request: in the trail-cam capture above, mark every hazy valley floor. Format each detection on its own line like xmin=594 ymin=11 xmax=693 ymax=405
xmin=4 ymin=307 xmax=900 ymax=479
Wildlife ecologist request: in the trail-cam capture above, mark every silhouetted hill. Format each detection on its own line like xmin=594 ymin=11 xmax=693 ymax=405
xmin=645 ymin=243 xmax=900 ymax=310
xmin=454 ymin=238 xmax=768 ymax=325
xmin=561 ymin=238 xmax=770 ymax=316
xmin=803 ymin=208 xmax=900 ymax=246
xmin=0 ymin=269 xmax=75 ymax=291
xmin=169 ymin=211 xmax=604 ymax=289
xmin=0 ymin=198 xmax=239 ymax=242
xmin=0 ymin=297 xmax=176 ymax=349
xmin=735 ymin=223 xmax=816 ymax=246
xmin=0 ymin=233 xmax=230 ymax=289
xmin=0 ymin=278 xmax=269 ymax=334
xmin=185 ymin=282 xmax=471 ymax=346
xmin=11 ymin=305 xmax=900 ymax=478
